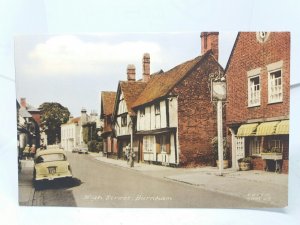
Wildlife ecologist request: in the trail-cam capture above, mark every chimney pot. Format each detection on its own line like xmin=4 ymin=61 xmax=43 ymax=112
xmin=20 ymin=98 xmax=27 ymax=108
xmin=143 ymin=53 xmax=150 ymax=82
xmin=127 ymin=64 xmax=136 ymax=81
xmin=200 ymin=32 xmax=219 ymax=61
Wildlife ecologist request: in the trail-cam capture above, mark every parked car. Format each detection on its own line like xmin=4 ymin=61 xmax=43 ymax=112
xmin=33 ymin=149 xmax=72 ymax=186
xmin=78 ymin=147 xmax=88 ymax=154
xmin=72 ymin=147 xmax=79 ymax=153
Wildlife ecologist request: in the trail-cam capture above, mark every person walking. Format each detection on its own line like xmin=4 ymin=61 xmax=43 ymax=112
xmin=23 ymin=144 xmax=30 ymax=160
xmin=30 ymin=144 xmax=36 ymax=158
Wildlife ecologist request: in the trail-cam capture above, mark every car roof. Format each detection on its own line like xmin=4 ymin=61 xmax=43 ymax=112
xmin=35 ymin=149 xmax=66 ymax=158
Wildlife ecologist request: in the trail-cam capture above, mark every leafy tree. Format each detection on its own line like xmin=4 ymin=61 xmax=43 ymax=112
xmin=39 ymin=102 xmax=70 ymax=145
xmin=82 ymin=122 xmax=98 ymax=144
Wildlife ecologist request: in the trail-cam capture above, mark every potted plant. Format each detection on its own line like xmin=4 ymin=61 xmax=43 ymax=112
xmin=211 ymin=136 xmax=229 ymax=169
xmin=238 ymin=157 xmax=252 ymax=171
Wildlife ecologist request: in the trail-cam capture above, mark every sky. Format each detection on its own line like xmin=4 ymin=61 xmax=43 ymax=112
xmin=1 ymin=0 xmax=300 ymax=225
xmin=14 ymin=32 xmax=237 ymax=116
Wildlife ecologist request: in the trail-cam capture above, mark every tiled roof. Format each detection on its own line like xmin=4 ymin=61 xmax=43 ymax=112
xmin=19 ymin=107 xmax=32 ymax=118
xmin=101 ymin=91 xmax=117 ymax=116
xmin=132 ymin=55 xmax=203 ymax=108
xmin=62 ymin=117 xmax=80 ymax=125
xmin=119 ymin=81 xmax=148 ymax=116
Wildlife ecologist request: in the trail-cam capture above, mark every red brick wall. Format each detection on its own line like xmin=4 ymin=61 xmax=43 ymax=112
xmin=226 ymin=32 xmax=290 ymax=125
xmin=173 ymin=54 xmax=224 ymax=166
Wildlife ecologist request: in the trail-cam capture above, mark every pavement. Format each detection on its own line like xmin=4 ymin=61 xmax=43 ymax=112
xmin=90 ymin=152 xmax=288 ymax=207
xmin=18 ymin=152 xmax=288 ymax=207
xmin=18 ymin=159 xmax=34 ymax=206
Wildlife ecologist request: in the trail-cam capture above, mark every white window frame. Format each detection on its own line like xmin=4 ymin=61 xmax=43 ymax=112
xmin=249 ymin=137 xmax=261 ymax=156
xmin=268 ymin=69 xmax=283 ymax=104
xmin=143 ymin=136 xmax=155 ymax=152
xmin=267 ymin=61 xmax=283 ymax=104
xmin=248 ymin=75 xmax=261 ymax=107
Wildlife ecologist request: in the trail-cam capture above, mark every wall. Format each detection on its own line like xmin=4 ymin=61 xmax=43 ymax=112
xmin=172 ymin=55 xmax=222 ymax=166
xmin=226 ymin=32 xmax=290 ymax=125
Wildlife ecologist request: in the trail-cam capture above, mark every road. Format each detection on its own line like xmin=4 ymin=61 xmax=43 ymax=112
xmin=32 ymin=152 xmax=270 ymax=208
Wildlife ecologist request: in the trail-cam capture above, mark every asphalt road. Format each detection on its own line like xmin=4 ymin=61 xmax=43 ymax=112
xmin=32 ymin=152 xmax=270 ymax=208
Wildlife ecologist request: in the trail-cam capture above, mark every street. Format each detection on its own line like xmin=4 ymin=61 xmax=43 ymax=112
xmin=28 ymin=152 xmax=271 ymax=208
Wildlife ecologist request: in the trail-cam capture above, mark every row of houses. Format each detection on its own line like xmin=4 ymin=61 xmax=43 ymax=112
xmin=17 ymin=98 xmax=43 ymax=153
xmin=100 ymin=32 xmax=290 ymax=173
xmin=61 ymin=109 xmax=101 ymax=151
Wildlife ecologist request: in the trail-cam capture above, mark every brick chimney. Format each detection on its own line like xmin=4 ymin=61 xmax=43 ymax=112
xmin=127 ymin=64 xmax=136 ymax=81
xmin=20 ymin=98 xmax=27 ymax=108
xmin=201 ymin=32 xmax=219 ymax=61
xmin=142 ymin=53 xmax=150 ymax=82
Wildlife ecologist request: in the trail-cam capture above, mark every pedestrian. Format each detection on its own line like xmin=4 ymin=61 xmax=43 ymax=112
xmin=125 ymin=144 xmax=130 ymax=164
xmin=23 ymin=144 xmax=30 ymax=160
xmin=130 ymin=150 xmax=135 ymax=167
xmin=30 ymin=144 xmax=36 ymax=158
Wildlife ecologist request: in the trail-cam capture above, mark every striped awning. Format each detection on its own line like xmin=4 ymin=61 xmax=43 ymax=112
xmin=237 ymin=123 xmax=259 ymax=136
xmin=256 ymin=121 xmax=280 ymax=136
xmin=275 ymin=120 xmax=289 ymax=134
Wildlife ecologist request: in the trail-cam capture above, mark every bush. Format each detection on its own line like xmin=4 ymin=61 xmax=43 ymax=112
xmin=211 ymin=136 xmax=228 ymax=160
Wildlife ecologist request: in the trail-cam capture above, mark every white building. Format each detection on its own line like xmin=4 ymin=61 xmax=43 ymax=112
xmin=61 ymin=117 xmax=81 ymax=151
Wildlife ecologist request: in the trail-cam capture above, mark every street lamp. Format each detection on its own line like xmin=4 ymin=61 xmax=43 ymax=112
xmin=211 ymin=75 xmax=227 ymax=176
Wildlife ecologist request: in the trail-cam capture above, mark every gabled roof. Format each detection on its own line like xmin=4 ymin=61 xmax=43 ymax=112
xmin=118 ymin=81 xmax=148 ymax=116
xmin=101 ymin=91 xmax=117 ymax=118
xmin=132 ymin=54 xmax=207 ymax=108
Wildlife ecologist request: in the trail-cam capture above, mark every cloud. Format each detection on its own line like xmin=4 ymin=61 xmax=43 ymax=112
xmin=25 ymin=35 xmax=162 ymax=76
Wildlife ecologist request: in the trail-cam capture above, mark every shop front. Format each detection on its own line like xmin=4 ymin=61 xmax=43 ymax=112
xmin=229 ymin=120 xmax=289 ymax=173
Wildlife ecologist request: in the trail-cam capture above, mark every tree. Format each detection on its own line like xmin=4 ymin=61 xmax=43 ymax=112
xmin=39 ymin=102 xmax=70 ymax=145
xmin=82 ymin=122 xmax=97 ymax=144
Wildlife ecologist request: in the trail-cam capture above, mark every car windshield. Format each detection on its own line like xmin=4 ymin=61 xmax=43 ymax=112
xmin=36 ymin=153 xmax=66 ymax=163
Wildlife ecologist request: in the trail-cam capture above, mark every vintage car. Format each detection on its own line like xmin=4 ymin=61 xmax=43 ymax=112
xmin=33 ymin=149 xmax=72 ymax=184
xmin=78 ymin=147 xmax=88 ymax=154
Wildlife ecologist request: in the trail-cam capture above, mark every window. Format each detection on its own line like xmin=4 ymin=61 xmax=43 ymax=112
xmin=155 ymin=103 xmax=160 ymax=115
xmin=143 ymin=136 xmax=155 ymax=152
xmin=156 ymin=134 xmax=170 ymax=154
xmin=121 ymin=115 xmax=127 ymax=127
xmin=268 ymin=139 xmax=283 ymax=153
xmin=248 ymin=75 xmax=260 ymax=107
xmin=249 ymin=137 xmax=261 ymax=155
xmin=268 ymin=69 xmax=283 ymax=103
xmin=140 ymin=109 xmax=145 ymax=117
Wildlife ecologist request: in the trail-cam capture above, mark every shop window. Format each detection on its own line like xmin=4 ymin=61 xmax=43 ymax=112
xmin=249 ymin=137 xmax=261 ymax=155
xmin=268 ymin=139 xmax=283 ymax=153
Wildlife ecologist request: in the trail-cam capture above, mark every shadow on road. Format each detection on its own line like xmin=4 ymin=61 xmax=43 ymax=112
xmin=34 ymin=177 xmax=82 ymax=191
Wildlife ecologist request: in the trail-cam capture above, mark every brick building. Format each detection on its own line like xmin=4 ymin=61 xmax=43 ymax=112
xmin=132 ymin=32 xmax=224 ymax=167
xmin=112 ymin=64 xmax=148 ymax=160
xmin=225 ymin=32 xmax=290 ymax=173
xmin=100 ymin=91 xmax=117 ymax=157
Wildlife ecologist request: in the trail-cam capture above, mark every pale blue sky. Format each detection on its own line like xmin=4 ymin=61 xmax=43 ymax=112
xmin=1 ymin=1 xmax=300 ymax=225
xmin=14 ymin=32 xmax=237 ymax=116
